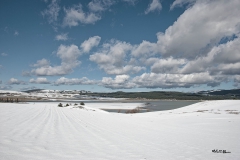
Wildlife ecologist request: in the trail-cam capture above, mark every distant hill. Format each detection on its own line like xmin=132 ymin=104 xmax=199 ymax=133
xmin=206 ymin=89 xmax=240 ymax=96
xmin=85 ymin=90 xmax=240 ymax=100
xmin=16 ymin=88 xmax=240 ymax=100
xmin=22 ymin=89 xmax=44 ymax=93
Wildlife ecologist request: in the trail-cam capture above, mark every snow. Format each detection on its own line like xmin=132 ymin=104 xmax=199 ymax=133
xmin=83 ymin=102 xmax=143 ymax=110
xmin=0 ymin=90 xmax=24 ymax=94
xmin=0 ymin=100 xmax=239 ymax=159
xmin=29 ymin=102 xmax=143 ymax=110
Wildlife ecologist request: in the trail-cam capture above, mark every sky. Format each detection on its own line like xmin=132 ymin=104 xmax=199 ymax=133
xmin=0 ymin=0 xmax=240 ymax=92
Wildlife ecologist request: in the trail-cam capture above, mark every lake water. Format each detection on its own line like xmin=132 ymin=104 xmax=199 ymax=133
xmin=31 ymin=100 xmax=199 ymax=113
xmin=103 ymin=100 xmax=199 ymax=113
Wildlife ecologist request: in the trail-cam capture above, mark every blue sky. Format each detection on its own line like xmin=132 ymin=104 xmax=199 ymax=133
xmin=0 ymin=0 xmax=240 ymax=92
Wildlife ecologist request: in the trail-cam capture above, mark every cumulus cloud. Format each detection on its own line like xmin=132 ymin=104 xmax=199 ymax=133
xmin=234 ymin=75 xmax=240 ymax=87
xmin=29 ymin=78 xmax=50 ymax=84
xmin=157 ymin=0 xmax=240 ymax=58
xmin=62 ymin=0 xmax=138 ymax=27
xmin=31 ymin=44 xmax=81 ymax=76
xmin=56 ymin=44 xmax=81 ymax=65
xmin=63 ymin=4 xmax=101 ymax=27
xmin=98 ymin=72 xmax=221 ymax=89
xmin=145 ymin=0 xmax=162 ymax=14
xmin=217 ymin=63 xmax=240 ymax=75
xmin=54 ymin=77 xmax=97 ymax=85
xmin=151 ymin=57 xmax=186 ymax=74
xmin=80 ymin=36 xmax=101 ymax=53
xmin=55 ymin=33 xmax=68 ymax=41
xmin=90 ymin=40 xmax=145 ymax=75
xmin=41 ymin=0 xmax=60 ymax=24
xmin=101 ymin=75 xmax=136 ymax=89
xmin=33 ymin=59 xmax=50 ymax=67
xmin=181 ymin=37 xmax=240 ymax=75
xmin=132 ymin=40 xmax=158 ymax=57
xmin=7 ymin=78 xmax=27 ymax=85
xmin=132 ymin=72 xmax=220 ymax=89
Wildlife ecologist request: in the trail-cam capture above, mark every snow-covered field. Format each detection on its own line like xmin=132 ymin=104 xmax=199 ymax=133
xmin=0 ymin=100 xmax=239 ymax=159
xmin=28 ymin=102 xmax=144 ymax=110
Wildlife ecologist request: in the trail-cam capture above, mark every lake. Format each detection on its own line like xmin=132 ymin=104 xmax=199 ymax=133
xmin=88 ymin=100 xmax=199 ymax=113
xmin=30 ymin=100 xmax=199 ymax=113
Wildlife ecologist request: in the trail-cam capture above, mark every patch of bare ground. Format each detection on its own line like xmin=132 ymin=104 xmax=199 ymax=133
xmin=228 ymin=111 xmax=240 ymax=115
xmin=196 ymin=110 xmax=208 ymax=112
xmin=223 ymin=110 xmax=239 ymax=115
xmin=125 ymin=107 xmax=141 ymax=114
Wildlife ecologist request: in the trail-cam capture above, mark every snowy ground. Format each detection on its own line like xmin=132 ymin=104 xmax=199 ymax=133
xmin=28 ymin=102 xmax=144 ymax=110
xmin=0 ymin=100 xmax=239 ymax=159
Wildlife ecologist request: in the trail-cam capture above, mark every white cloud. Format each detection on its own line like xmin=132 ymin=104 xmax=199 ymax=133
xmin=101 ymin=75 xmax=136 ymax=89
xmin=97 ymin=72 xmax=221 ymax=89
xmin=31 ymin=44 xmax=81 ymax=76
xmin=217 ymin=63 xmax=240 ymax=75
xmin=132 ymin=72 xmax=220 ymax=88
xmin=90 ymin=40 xmax=145 ymax=75
xmin=7 ymin=78 xmax=27 ymax=85
xmin=31 ymin=66 xmax=70 ymax=76
xmin=80 ymin=36 xmax=101 ymax=53
xmin=157 ymin=0 xmax=240 ymax=58
xmin=29 ymin=78 xmax=50 ymax=84
xmin=41 ymin=0 xmax=60 ymax=24
xmin=56 ymin=44 xmax=81 ymax=64
xmin=145 ymin=0 xmax=162 ymax=14
xmin=88 ymin=0 xmax=114 ymax=12
xmin=234 ymin=75 xmax=240 ymax=87
xmin=132 ymin=40 xmax=158 ymax=57
xmin=63 ymin=4 xmax=101 ymax=27
xmin=151 ymin=57 xmax=186 ymax=74
xmin=54 ymin=77 xmax=97 ymax=85
xmin=181 ymin=37 xmax=240 ymax=75
xmin=55 ymin=33 xmax=68 ymax=41
xmin=33 ymin=59 xmax=50 ymax=67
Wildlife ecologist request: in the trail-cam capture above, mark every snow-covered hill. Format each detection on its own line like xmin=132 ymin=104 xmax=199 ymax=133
xmin=0 ymin=100 xmax=239 ymax=159
xmin=0 ymin=89 xmax=94 ymax=100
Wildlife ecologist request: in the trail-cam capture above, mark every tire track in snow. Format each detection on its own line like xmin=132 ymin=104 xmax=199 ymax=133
xmin=63 ymin=107 xmax=168 ymax=158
